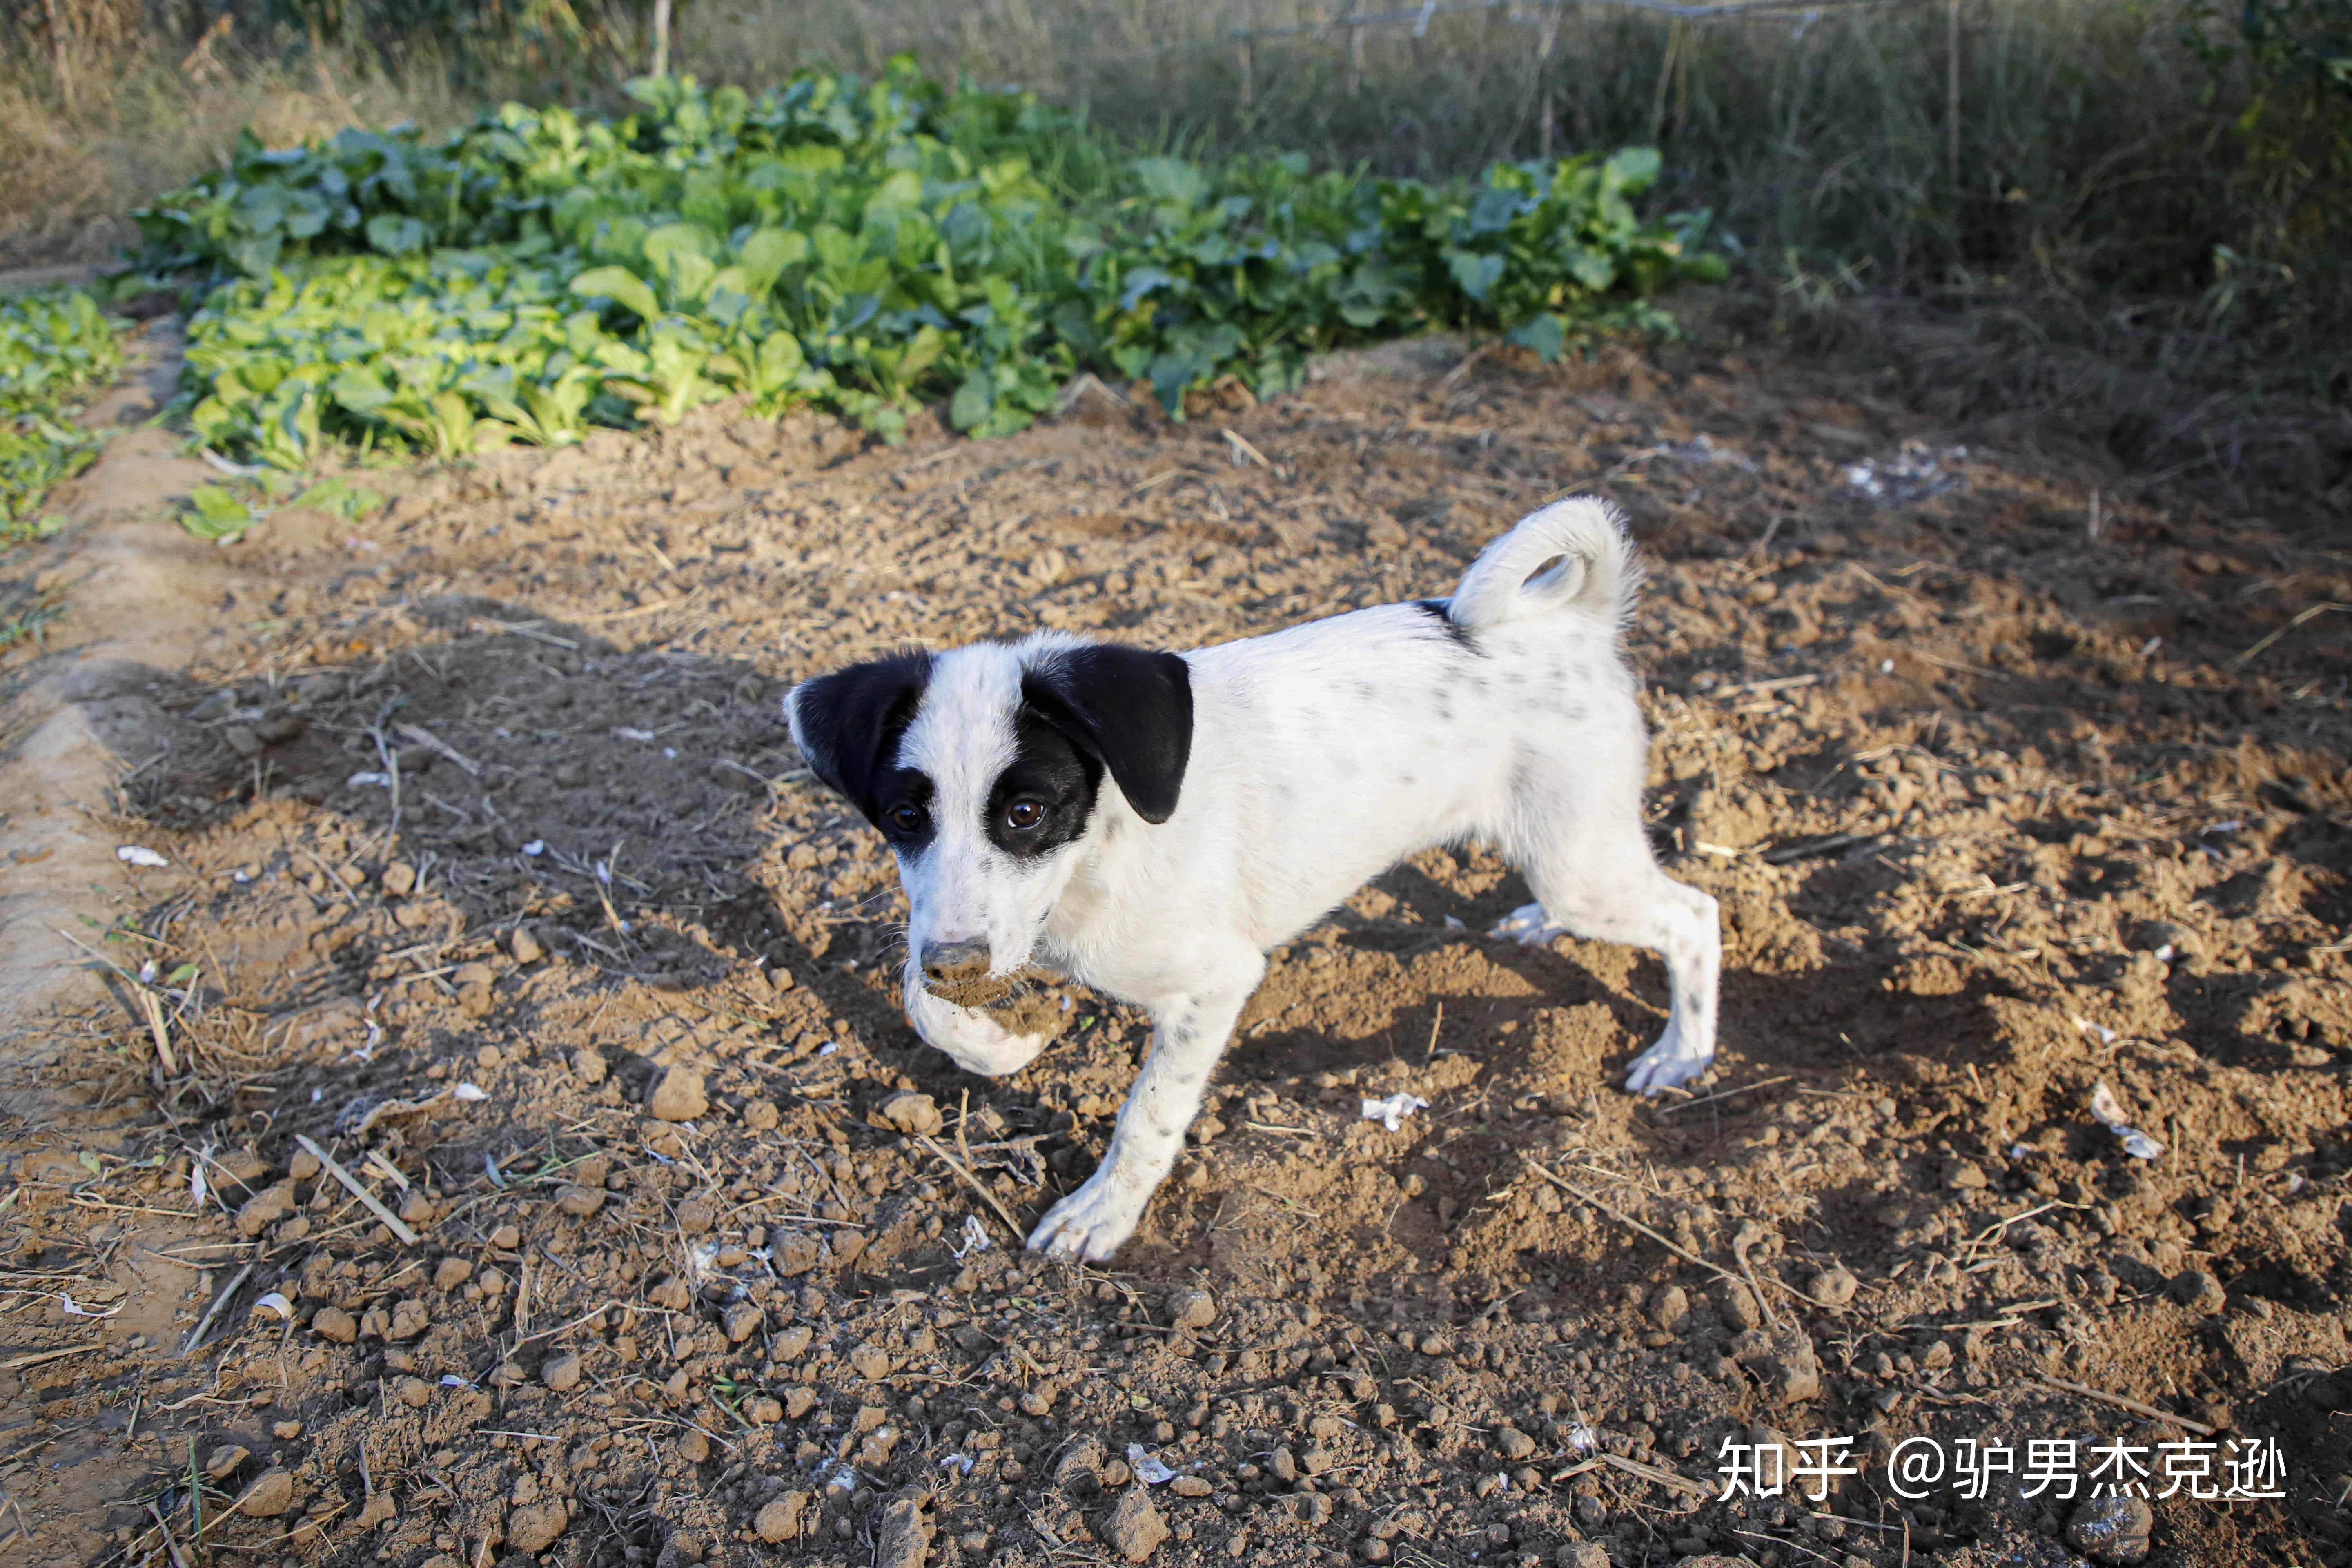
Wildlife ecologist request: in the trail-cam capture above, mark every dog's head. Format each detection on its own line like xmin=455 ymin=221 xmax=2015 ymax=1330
xmin=784 ymin=634 xmax=1192 ymax=1073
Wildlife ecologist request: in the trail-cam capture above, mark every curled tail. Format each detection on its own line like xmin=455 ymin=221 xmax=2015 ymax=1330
xmin=1446 ymin=497 xmax=1639 ymax=632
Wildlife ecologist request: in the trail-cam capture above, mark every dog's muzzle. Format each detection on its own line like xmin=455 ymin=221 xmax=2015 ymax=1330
xmin=922 ymin=939 xmax=993 ymax=987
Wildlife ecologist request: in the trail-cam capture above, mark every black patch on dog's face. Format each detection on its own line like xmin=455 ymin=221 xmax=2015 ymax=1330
xmin=1020 ymin=644 xmax=1193 ymax=824
xmin=788 ymin=650 xmax=933 ymax=828
xmin=987 ymin=711 xmax=1104 ymax=858
xmin=1412 ymin=598 xmax=1479 ymax=650
xmin=874 ymin=767 xmax=938 ymax=853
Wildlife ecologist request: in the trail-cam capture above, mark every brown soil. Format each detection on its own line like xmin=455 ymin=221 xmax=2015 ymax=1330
xmin=2 ymin=329 xmax=2349 ymax=1568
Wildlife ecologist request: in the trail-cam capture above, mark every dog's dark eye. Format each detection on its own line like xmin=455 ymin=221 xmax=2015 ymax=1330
xmin=886 ymin=803 xmax=927 ymax=836
xmin=1004 ymin=800 xmax=1044 ymax=831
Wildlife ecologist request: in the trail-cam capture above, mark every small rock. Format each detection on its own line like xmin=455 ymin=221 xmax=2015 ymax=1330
xmin=744 ymin=1098 xmax=780 ymax=1131
xmin=2171 ymin=1268 xmax=2227 ymax=1316
xmin=1557 ymin=1547 xmax=1609 ymax=1568
xmin=746 ymin=1395 xmax=784 ymax=1423
xmin=1806 ymin=1266 xmax=1859 ymax=1307
xmin=572 ymin=1051 xmax=608 ymax=1085
xmin=675 ymin=1196 xmax=715 ymax=1234
xmin=1418 ymin=1331 xmax=1452 ymax=1356
xmin=508 ymin=1500 xmax=568 ymax=1555
xmin=772 ymin=1323 xmax=814 ymax=1360
xmin=557 ymin=1183 xmax=604 ymax=1217
xmin=1942 ymin=1158 xmax=1988 ymax=1191
xmin=1165 ymin=1286 xmax=1217 ymax=1330
xmin=849 ymin=1341 xmax=892 ymax=1379
xmin=204 ymin=1444 xmax=250 ymax=1479
xmin=676 ymin=1428 xmax=710 ymax=1463
xmin=649 ymin=1066 xmax=708 ymax=1122
xmin=541 ymin=1351 xmax=582 ymax=1392
xmin=387 ymin=1298 xmax=430 ymax=1339
xmin=754 ymin=1493 xmax=805 ymax=1544
xmin=1270 ymin=1447 xmax=1298 ymax=1483
xmin=310 ymin=1305 xmax=357 ymax=1343
xmin=273 ymin=1420 xmax=302 ymax=1440
xmin=288 ymin=1147 xmax=320 ymax=1180
xmin=510 ymin=926 xmax=544 ymax=965
xmin=434 ymin=1256 xmax=473 ymax=1291
xmin=724 ymin=1303 xmax=763 ymax=1343
xmin=396 ymin=1376 xmax=431 ymax=1408
xmin=1102 ymin=1489 xmax=1170 ymax=1562
xmin=381 ymin=862 xmax=417 ymax=896
xmin=2066 ymin=1494 xmax=2153 ymax=1564
xmin=877 ymin=1091 xmax=944 ymax=1137
xmin=784 ymin=1386 xmax=818 ymax=1418
xmin=1170 ymin=1475 xmax=1212 ymax=1498
xmin=1494 ymin=1427 xmax=1537 ymax=1461
xmin=223 ymin=724 xmax=266 ymax=758
xmin=236 ymin=1469 xmax=297 ymax=1518
xmin=875 ymin=1497 xmax=929 ymax=1568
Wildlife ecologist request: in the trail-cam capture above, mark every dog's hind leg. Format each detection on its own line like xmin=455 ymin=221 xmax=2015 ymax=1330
xmin=1028 ymin=940 xmax=1266 ymax=1262
xmin=1500 ymin=815 xmax=1722 ymax=1096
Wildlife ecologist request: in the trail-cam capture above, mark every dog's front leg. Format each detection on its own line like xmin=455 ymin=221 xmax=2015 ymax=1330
xmin=1028 ymin=944 xmax=1265 ymax=1262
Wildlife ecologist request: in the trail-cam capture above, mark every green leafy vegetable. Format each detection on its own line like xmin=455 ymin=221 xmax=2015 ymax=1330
xmin=1 ymin=288 xmax=126 ymax=540
xmin=147 ymin=62 xmax=1723 ymax=465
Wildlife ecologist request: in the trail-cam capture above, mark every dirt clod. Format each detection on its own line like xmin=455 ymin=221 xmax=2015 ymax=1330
xmin=877 ymin=1089 xmax=944 ymax=1137
xmin=2171 ymin=1268 xmax=2228 ymax=1315
xmin=875 ymin=1497 xmax=929 ymax=1568
xmin=540 ymin=1350 xmax=581 ymax=1392
xmin=1805 ymin=1265 xmax=1859 ymax=1307
xmin=1164 ymin=1286 xmax=1217 ymax=1330
xmin=648 ymin=1065 xmax=708 ymax=1121
xmin=233 ymin=1181 xmax=294 ymax=1236
xmin=308 ymin=1305 xmax=356 ymax=1343
xmin=234 ymin=1469 xmax=295 ymax=1518
xmin=509 ymin=1500 xmax=568 ymax=1555
xmin=754 ymin=1493 xmax=805 ymax=1544
xmin=203 ymin=1444 xmax=248 ymax=1479
xmin=1102 ymin=1488 xmax=1170 ymax=1562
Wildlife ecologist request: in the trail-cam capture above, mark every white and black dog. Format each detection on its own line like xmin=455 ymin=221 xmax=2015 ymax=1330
xmin=785 ymin=499 xmax=1719 ymax=1261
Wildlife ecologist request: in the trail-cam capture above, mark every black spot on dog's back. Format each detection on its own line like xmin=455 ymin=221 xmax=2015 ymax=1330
xmin=1412 ymin=599 xmax=1479 ymax=651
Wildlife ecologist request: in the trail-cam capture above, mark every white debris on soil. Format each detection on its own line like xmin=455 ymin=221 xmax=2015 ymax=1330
xmin=1843 ymin=441 xmax=1965 ymax=503
xmin=1361 ymin=1091 xmax=1430 ymax=1131
xmin=115 ymin=845 xmax=168 ymax=867
xmin=1126 ymin=1443 xmax=1178 ymax=1484
xmin=2089 ymin=1080 xmax=2165 ymax=1160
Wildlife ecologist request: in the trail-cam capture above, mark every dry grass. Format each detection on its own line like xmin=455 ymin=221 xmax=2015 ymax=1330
xmin=0 ymin=39 xmax=486 ymax=271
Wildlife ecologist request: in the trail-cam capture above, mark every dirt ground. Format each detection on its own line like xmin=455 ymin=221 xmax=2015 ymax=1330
xmin=2 ymin=321 xmax=2350 ymax=1568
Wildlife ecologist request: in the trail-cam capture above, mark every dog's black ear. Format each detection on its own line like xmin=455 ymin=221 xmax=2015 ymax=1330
xmin=785 ymin=651 xmax=933 ymax=822
xmin=1022 ymin=644 xmax=1193 ymax=824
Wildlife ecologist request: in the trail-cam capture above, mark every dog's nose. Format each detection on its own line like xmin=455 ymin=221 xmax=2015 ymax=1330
xmin=922 ymin=939 xmax=992 ymax=985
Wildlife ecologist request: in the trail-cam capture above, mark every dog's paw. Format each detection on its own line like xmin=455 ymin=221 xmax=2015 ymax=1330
xmin=1026 ymin=1173 xmax=1145 ymax=1263
xmin=1624 ymin=1022 xmax=1711 ymax=1096
xmin=1490 ymin=902 xmax=1566 ymax=946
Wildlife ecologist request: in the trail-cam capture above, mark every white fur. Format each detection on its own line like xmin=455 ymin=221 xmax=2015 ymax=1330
xmin=791 ymin=499 xmax=1719 ymax=1261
